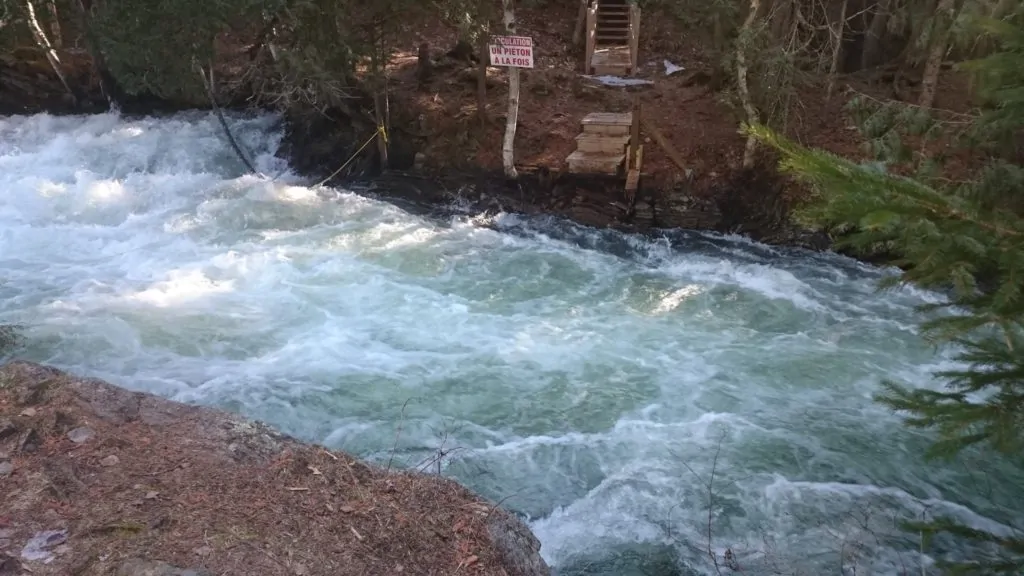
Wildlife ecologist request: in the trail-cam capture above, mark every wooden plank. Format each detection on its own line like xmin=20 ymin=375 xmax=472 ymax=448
xmin=575 ymin=133 xmax=629 ymax=154
xmin=628 ymin=98 xmax=640 ymax=170
xmin=585 ymin=3 xmax=597 ymax=74
xmin=625 ymin=170 xmax=639 ymax=191
xmin=582 ymin=121 xmax=630 ymax=135
xmin=566 ymin=150 xmax=624 ymax=174
xmin=628 ymin=4 xmax=641 ymax=76
xmin=591 ymin=53 xmax=631 ymax=66
xmin=592 ymin=64 xmax=630 ymax=76
xmin=582 ymin=112 xmax=632 ymax=126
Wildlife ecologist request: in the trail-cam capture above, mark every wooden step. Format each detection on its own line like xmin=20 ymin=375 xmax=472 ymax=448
xmin=592 ymin=49 xmax=631 ymax=65
xmin=581 ymin=112 xmax=632 ymax=135
xmin=592 ymin=64 xmax=630 ymax=76
xmin=575 ymin=133 xmax=630 ymax=154
xmin=566 ymin=150 xmax=625 ymax=175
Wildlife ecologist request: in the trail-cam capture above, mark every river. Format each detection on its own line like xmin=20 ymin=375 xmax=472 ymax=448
xmin=1 ymin=111 xmax=1020 ymax=575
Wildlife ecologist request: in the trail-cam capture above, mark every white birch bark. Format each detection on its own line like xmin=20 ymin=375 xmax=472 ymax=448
xmin=736 ymin=0 xmax=762 ymax=169
xmin=25 ymin=0 xmax=75 ymax=101
xmin=502 ymin=0 xmax=520 ymax=179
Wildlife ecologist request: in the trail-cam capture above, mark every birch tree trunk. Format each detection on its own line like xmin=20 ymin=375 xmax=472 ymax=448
xmin=24 ymin=0 xmax=75 ymax=102
xmin=918 ymin=0 xmax=962 ymax=109
xmin=502 ymin=0 xmax=520 ymax=179
xmin=736 ymin=0 xmax=762 ymax=169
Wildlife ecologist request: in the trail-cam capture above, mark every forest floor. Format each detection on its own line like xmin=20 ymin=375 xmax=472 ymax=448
xmin=0 ymin=1 xmax=978 ymax=239
xmin=0 ymin=361 xmax=546 ymax=576
xmin=378 ymin=1 xmax=974 ymax=200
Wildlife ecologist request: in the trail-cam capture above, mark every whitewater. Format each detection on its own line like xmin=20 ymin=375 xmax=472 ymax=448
xmin=1 ymin=111 xmax=1021 ymax=575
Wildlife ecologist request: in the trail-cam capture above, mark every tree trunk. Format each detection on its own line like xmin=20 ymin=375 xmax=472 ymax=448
xmin=861 ymin=0 xmax=891 ymax=70
xmin=827 ymin=0 xmax=849 ymax=99
xmin=770 ymin=0 xmax=793 ymax=43
xmin=477 ymin=33 xmax=489 ymax=128
xmin=572 ymin=0 xmax=587 ymax=46
xmin=370 ymin=34 xmax=389 ymax=172
xmin=501 ymin=0 xmax=519 ymax=180
xmin=75 ymin=0 xmax=124 ymax=108
xmin=47 ymin=0 xmax=62 ymax=48
xmin=736 ymin=0 xmax=762 ymax=169
xmin=918 ymin=0 xmax=962 ymax=109
xmin=24 ymin=0 xmax=76 ymax=103
xmin=990 ymin=0 xmax=1015 ymax=20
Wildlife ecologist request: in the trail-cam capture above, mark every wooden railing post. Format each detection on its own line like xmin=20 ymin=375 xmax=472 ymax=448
xmin=628 ymin=3 xmax=640 ymax=76
xmin=585 ymin=1 xmax=597 ymax=74
xmin=629 ymin=96 xmax=640 ymax=170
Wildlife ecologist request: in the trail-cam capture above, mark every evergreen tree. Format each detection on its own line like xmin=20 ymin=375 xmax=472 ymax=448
xmin=749 ymin=11 xmax=1024 ymax=575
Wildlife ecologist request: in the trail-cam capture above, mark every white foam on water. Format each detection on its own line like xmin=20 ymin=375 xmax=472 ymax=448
xmin=2 ymin=111 xmax=1021 ymax=575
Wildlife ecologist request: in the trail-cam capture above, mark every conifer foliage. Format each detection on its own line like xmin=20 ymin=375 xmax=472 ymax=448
xmin=751 ymin=10 xmax=1024 ymax=574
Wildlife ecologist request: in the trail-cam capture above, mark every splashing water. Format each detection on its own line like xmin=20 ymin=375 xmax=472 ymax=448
xmin=1 ymin=112 xmax=1021 ymax=575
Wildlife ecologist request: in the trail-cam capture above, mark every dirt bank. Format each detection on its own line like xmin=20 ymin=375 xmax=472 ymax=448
xmin=2 ymin=2 xmax=974 ymax=253
xmin=0 ymin=361 xmax=550 ymax=576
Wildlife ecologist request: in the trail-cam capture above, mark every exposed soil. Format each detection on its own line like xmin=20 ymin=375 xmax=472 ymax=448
xmin=0 ymin=361 xmax=548 ymax=576
xmin=1 ymin=3 xmax=979 ymax=249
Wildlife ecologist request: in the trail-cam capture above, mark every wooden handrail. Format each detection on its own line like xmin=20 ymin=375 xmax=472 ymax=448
xmin=628 ymin=3 xmax=640 ymax=76
xmin=585 ymin=1 xmax=597 ymax=74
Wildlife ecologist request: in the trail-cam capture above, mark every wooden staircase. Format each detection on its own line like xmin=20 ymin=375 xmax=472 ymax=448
xmin=566 ymin=112 xmax=632 ymax=175
xmin=585 ymin=0 xmax=641 ymax=76
xmin=566 ymin=106 xmax=644 ymax=201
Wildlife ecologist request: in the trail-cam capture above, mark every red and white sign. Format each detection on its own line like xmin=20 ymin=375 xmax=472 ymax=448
xmin=488 ymin=36 xmax=534 ymax=68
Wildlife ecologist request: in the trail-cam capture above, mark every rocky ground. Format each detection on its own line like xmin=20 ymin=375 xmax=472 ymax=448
xmin=0 ymin=361 xmax=549 ymax=576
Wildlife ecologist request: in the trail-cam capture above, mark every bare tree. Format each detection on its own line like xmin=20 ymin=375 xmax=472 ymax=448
xmin=919 ymin=0 xmax=965 ymax=108
xmin=737 ymin=0 xmax=763 ymax=169
xmin=23 ymin=0 xmax=75 ymax=102
xmin=501 ymin=0 xmax=520 ymax=179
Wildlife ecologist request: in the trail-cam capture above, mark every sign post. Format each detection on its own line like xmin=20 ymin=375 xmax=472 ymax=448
xmin=494 ymin=0 xmax=529 ymax=180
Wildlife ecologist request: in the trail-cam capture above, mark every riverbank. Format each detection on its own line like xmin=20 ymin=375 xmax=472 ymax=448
xmin=0 ymin=361 xmax=549 ymax=576
xmin=6 ymin=2 xmax=956 ymax=254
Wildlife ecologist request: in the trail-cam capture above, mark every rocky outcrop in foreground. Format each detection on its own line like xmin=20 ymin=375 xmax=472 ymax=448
xmin=0 ymin=361 xmax=549 ymax=576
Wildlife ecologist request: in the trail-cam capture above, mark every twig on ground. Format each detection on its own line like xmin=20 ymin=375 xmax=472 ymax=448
xmin=707 ymin=433 xmax=726 ymax=575
xmin=386 ymin=397 xmax=414 ymax=473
